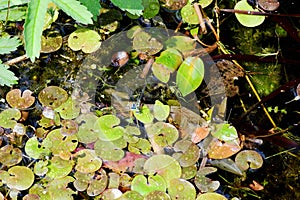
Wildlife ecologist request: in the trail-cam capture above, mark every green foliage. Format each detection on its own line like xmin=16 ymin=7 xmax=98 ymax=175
xmin=0 ymin=36 xmax=21 ymax=54
xmin=0 ymin=63 xmax=18 ymax=86
xmin=79 ymin=0 xmax=101 ymax=20
xmin=111 ymin=0 xmax=144 ymax=16
xmin=24 ymin=0 xmax=93 ymax=62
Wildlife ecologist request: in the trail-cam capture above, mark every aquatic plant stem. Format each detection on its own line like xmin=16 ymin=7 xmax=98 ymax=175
xmin=217 ymin=41 xmax=277 ymax=128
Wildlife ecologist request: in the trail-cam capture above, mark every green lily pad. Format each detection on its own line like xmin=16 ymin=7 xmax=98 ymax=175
xmin=128 ymin=138 xmax=151 ymax=154
xmin=118 ymin=191 xmax=144 ymax=200
xmin=133 ymin=30 xmax=163 ymax=55
xmin=55 ymin=97 xmax=80 ymax=119
xmin=74 ymin=149 xmax=102 ymax=173
xmin=144 ymin=191 xmax=171 ymax=200
xmin=196 ymin=192 xmax=227 ymax=200
xmin=211 ymin=123 xmax=238 ymax=141
xmin=41 ymin=33 xmax=62 ymax=53
xmin=6 ymin=89 xmax=35 ymax=109
xmin=0 ymin=108 xmax=21 ymax=129
xmin=194 ymin=167 xmax=220 ymax=192
xmin=61 ymin=119 xmax=78 ymax=136
xmin=47 ymin=176 xmax=76 ymax=199
xmin=181 ymin=165 xmax=197 ymax=180
xmin=76 ymin=113 xmax=99 ymax=144
xmin=234 ymin=0 xmax=265 ymax=27
xmin=38 ymin=86 xmax=68 ymax=109
xmin=108 ymin=172 xmax=120 ymax=188
xmin=25 ymin=137 xmax=51 ymax=159
xmin=181 ymin=4 xmax=199 ymax=24
xmin=235 ymin=150 xmax=263 ymax=171
xmin=47 ymin=156 xmax=74 ymax=179
xmin=153 ymin=100 xmax=170 ymax=121
xmin=143 ymin=0 xmax=160 ymax=19
xmin=168 ymin=178 xmax=196 ymax=200
xmin=6 ymin=166 xmax=34 ymax=190
xmin=132 ymin=174 xmax=167 ymax=196
xmin=95 ymin=114 xmax=125 ymax=141
xmin=100 ymin=188 xmax=122 ymax=199
xmin=0 ymin=145 xmax=22 ymax=167
xmin=176 ymin=57 xmax=205 ymax=96
xmin=144 ymin=155 xmax=182 ymax=187
xmin=173 ymin=140 xmax=200 ymax=167
xmin=68 ymin=28 xmax=101 ymax=53
xmin=94 ymin=139 xmax=126 ymax=161
xmin=133 ymin=105 xmax=154 ymax=124
xmin=33 ymin=160 xmax=48 ymax=176
xmin=43 ymin=129 xmax=78 ymax=159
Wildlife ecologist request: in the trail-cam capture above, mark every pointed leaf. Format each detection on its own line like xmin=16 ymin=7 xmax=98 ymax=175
xmin=111 ymin=0 xmax=144 ymax=16
xmin=79 ymin=0 xmax=101 ymax=20
xmin=53 ymin=0 xmax=93 ymax=24
xmin=0 ymin=36 xmax=21 ymax=54
xmin=24 ymin=0 xmax=50 ymax=62
xmin=0 ymin=64 xmax=18 ymax=86
xmin=176 ymin=57 xmax=204 ymax=96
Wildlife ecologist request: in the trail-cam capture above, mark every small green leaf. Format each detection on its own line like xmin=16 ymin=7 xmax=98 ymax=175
xmin=95 ymin=114 xmax=125 ymax=141
xmin=0 ymin=64 xmax=18 ymax=87
xmin=111 ymin=0 xmax=144 ymax=16
xmin=133 ymin=105 xmax=154 ymax=124
xmin=196 ymin=192 xmax=227 ymax=200
xmin=79 ymin=0 xmax=101 ymax=20
xmin=68 ymin=28 xmax=101 ymax=53
xmin=131 ymin=174 xmax=166 ymax=196
xmin=24 ymin=0 xmax=51 ymax=62
xmin=0 ymin=108 xmax=21 ymax=129
xmin=176 ymin=57 xmax=205 ymax=96
xmin=181 ymin=4 xmax=199 ymax=24
xmin=153 ymin=100 xmax=170 ymax=121
xmin=0 ymin=36 xmax=21 ymax=54
xmin=211 ymin=123 xmax=238 ymax=141
xmin=0 ymin=0 xmax=29 ymax=9
xmin=7 ymin=166 xmax=35 ymax=190
xmin=142 ymin=0 xmax=160 ymax=19
xmin=168 ymin=179 xmax=196 ymax=200
xmin=0 ymin=6 xmax=27 ymax=21
xmin=234 ymin=0 xmax=265 ymax=27
xmin=52 ymin=0 xmax=93 ymax=24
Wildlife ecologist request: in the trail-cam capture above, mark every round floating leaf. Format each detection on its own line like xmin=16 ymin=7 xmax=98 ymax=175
xmin=43 ymin=129 xmax=78 ymax=159
xmin=165 ymin=36 xmax=196 ymax=53
xmin=211 ymin=123 xmax=238 ymax=141
xmin=7 ymin=166 xmax=34 ymax=190
xmin=143 ymin=0 xmax=160 ymax=19
xmin=94 ymin=139 xmax=125 ymax=161
xmin=173 ymin=140 xmax=200 ymax=167
xmin=234 ymin=0 xmax=265 ymax=27
xmin=196 ymin=192 xmax=227 ymax=200
xmin=25 ymin=137 xmax=51 ymax=159
xmin=0 ymin=108 xmax=21 ymax=129
xmin=133 ymin=30 xmax=163 ymax=55
xmin=144 ymin=191 xmax=171 ymax=200
xmin=146 ymin=122 xmax=178 ymax=152
xmin=33 ymin=160 xmax=48 ymax=176
xmin=76 ymin=113 xmax=99 ymax=144
xmin=95 ymin=114 xmax=125 ymax=141
xmin=131 ymin=174 xmax=166 ymax=196
xmin=38 ymin=86 xmax=68 ymax=108
xmin=41 ymin=33 xmax=62 ymax=53
xmin=119 ymin=191 xmax=144 ymax=200
xmin=208 ymin=137 xmax=242 ymax=159
xmin=181 ymin=165 xmax=197 ymax=180
xmin=68 ymin=28 xmax=101 ymax=53
xmin=176 ymin=57 xmax=205 ymax=96
xmin=61 ymin=119 xmax=78 ymax=136
xmin=194 ymin=167 xmax=220 ymax=192
xmin=6 ymin=89 xmax=35 ymax=109
xmin=47 ymin=176 xmax=76 ymax=199
xmin=181 ymin=4 xmax=199 ymax=24
xmin=235 ymin=150 xmax=263 ymax=171
xmin=168 ymin=178 xmax=196 ymax=200
xmin=153 ymin=100 xmax=170 ymax=121
xmin=128 ymin=138 xmax=151 ymax=154
xmin=144 ymin=155 xmax=182 ymax=187
xmin=133 ymin=105 xmax=154 ymax=124
xmin=100 ymin=188 xmax=122 ymax=199
xmin=47 ymin=156 xmax=74 ymax=179
xmin=75 ymin=149 xmax=102 ymax=173
xmin=0 ymin=145 xmax=22 ymax=167
xmin=55 ymin=97 xmax=80 ymax=119
xmin=23 ymin=194 xmax=40 ymax=200
xmin=258 ymin=0 xmax=280 ymax=11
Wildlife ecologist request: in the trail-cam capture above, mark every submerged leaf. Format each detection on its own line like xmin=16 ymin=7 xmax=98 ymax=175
xmin=176 ymin=57 xmax=205 ymax=96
